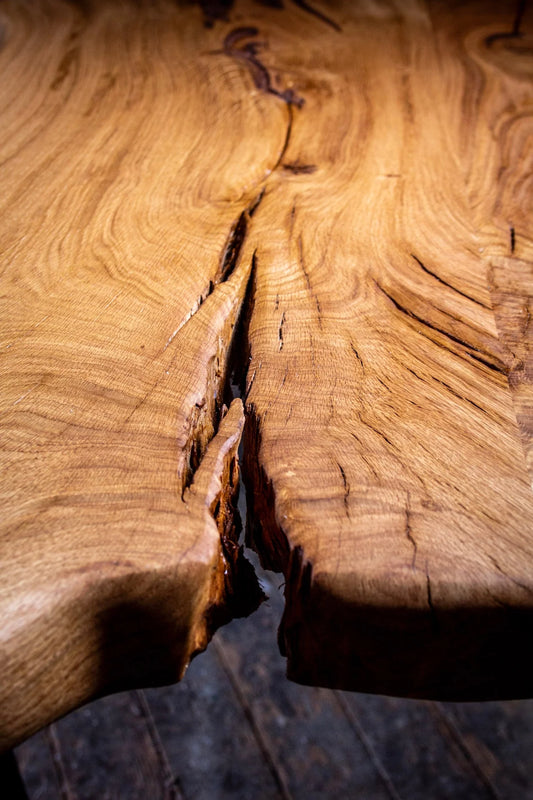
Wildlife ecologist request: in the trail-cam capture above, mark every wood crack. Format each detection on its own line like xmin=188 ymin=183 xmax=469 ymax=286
xmin=163 ymin=190 xmax=263 ymax=362
xmin=217 ymin=191 xmax=265 ymax=285
xmin=425 ymin=565 xmax=439 ymax=634
xmin=488 ymin=556 xmax=533 ymax=596
xmin=337 ymin=462 xmax=350 ymax=517
xmin=291 ymin=0 xmax=341 ymax=32
xmin=405 ymin=494 xmax=417 ymax=568
xmin=298 ymin=234 xmax=322 ymax=326
xmin=3 ymin=0 xmax=533 ymax=734
xmin=373 ymin=279 xmax=508 ymax=376
xmin=278 ymin=310 xmax=286 ymax=350
xmin=485 ymin=0 xmax=527 ymax=45
xmin=223 ymin=27 xmax=304 ymax=107
xmin=221 ymin=27 xmax=305 ymax=190
xmin=431 ymin=377 xmax=488 ymax=415
xmin=411 ymin=254 xmax=492 ymax=311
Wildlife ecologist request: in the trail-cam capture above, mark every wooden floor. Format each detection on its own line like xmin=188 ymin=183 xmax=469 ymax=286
xmin=15 ymin=552 xmax=533 ymax=800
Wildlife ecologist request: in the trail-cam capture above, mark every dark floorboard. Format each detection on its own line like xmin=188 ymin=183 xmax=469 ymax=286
xmin=15 ymin=562 xmax=533 ymax=800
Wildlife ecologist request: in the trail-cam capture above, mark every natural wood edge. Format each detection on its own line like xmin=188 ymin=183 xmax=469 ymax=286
xmin=244 ymin=406 xmax=533 ymax=702
xmin=0 ymin=252 xmax=264 ymax=751
xmin=0 ymin=398 xmax=264 ymax=752
xmin=185 ymin=398 xmax=266 ymax=659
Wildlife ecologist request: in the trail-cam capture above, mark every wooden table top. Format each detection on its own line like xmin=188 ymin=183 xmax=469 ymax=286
xmin=1 ymin=0 xmax=532 ymax=751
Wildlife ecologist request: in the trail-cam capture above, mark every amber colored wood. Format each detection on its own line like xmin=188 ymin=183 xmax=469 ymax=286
xmin=1 ymin=0 xmax=533 ymax=752
xmin=0 ymin=0 xmax=273 ymax=750
xmin=238 ymin=0 xmax=533 ymax=699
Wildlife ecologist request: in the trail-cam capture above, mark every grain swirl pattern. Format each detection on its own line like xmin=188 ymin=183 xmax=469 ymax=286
xmin=1 ymin=0 xmax=532 ymax=749
xmin=0 ymin=0 xmax=277 ymax=749
xmin=236 ymin=0 xmax=533 ymax=698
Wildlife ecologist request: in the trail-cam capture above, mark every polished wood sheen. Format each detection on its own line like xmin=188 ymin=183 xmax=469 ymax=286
xmin=0 ymin=0 xmax=532 ymax=751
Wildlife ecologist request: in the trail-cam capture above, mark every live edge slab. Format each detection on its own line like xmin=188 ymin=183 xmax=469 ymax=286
xmin=1 ymin=0 xmax=533 ymax=751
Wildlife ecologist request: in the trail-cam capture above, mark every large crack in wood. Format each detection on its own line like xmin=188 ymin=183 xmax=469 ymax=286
xmin=220 ymin=0 xmax=533 ymax=703
xmin=177 ymin=192 xmax=264 ymax=497
xmin=3 ymin=0 xmax=533 ymax=749
xmin=0 ymin=189 xmax=266 ymax=750
xmin=170 ymin=200 xmax=270 ymax=656
xmin=183 ymin=400 xmax=266 ymax=660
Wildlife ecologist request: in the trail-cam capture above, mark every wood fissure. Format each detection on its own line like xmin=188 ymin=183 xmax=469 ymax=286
xmin=373 ymin=279 xmax=509 ymax=376
xmin=223 ymin=26 xmax=304 ymax=108
xmin=411 ymin=254 xmax=493 ymax=311
xmin=231 ymin=0 xmax=533 ymax=701
xmin=1 ymin=0 xmax=533 ymax=752
xmin=485 ymin=0 xmax=528 ymax=44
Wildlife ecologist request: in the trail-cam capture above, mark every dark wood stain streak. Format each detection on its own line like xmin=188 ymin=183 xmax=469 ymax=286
xmin=223 ymin=28 xmax=304 ymax=108
xmin=83 ymin=72 xmax=117 ymax=118
xmin=401 ymin=72 xmax=415 ymax=124
xmin=50 ymin=47 xmax=78 ymax=91
xmin=485 ymin=0 xmax=527 ymax=46
xmin=373 ymin=280 xmax=507 ymax=376
xmin=411 ymin=254 xmax=492 ymax=311
xmin=510 ymin=226 xmax=516 ymax=254
xmin=289 ymin=202 xmax=297 ymax=231
xmin=337 ymin=461 xmax=350 ymax=516
xmin=290 ymin=0 xmax=341 ymax=32
xmin=282 ymin=161 xmax=317 ymax=174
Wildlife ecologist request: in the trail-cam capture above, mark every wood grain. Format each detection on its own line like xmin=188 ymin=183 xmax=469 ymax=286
xmin=0 ymin=0 xmax=271 ymax=750
xmin=236 ymin=0 xmax=533 ymax=698
xmin=1 ymin=0 xmax=533 ymax=752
